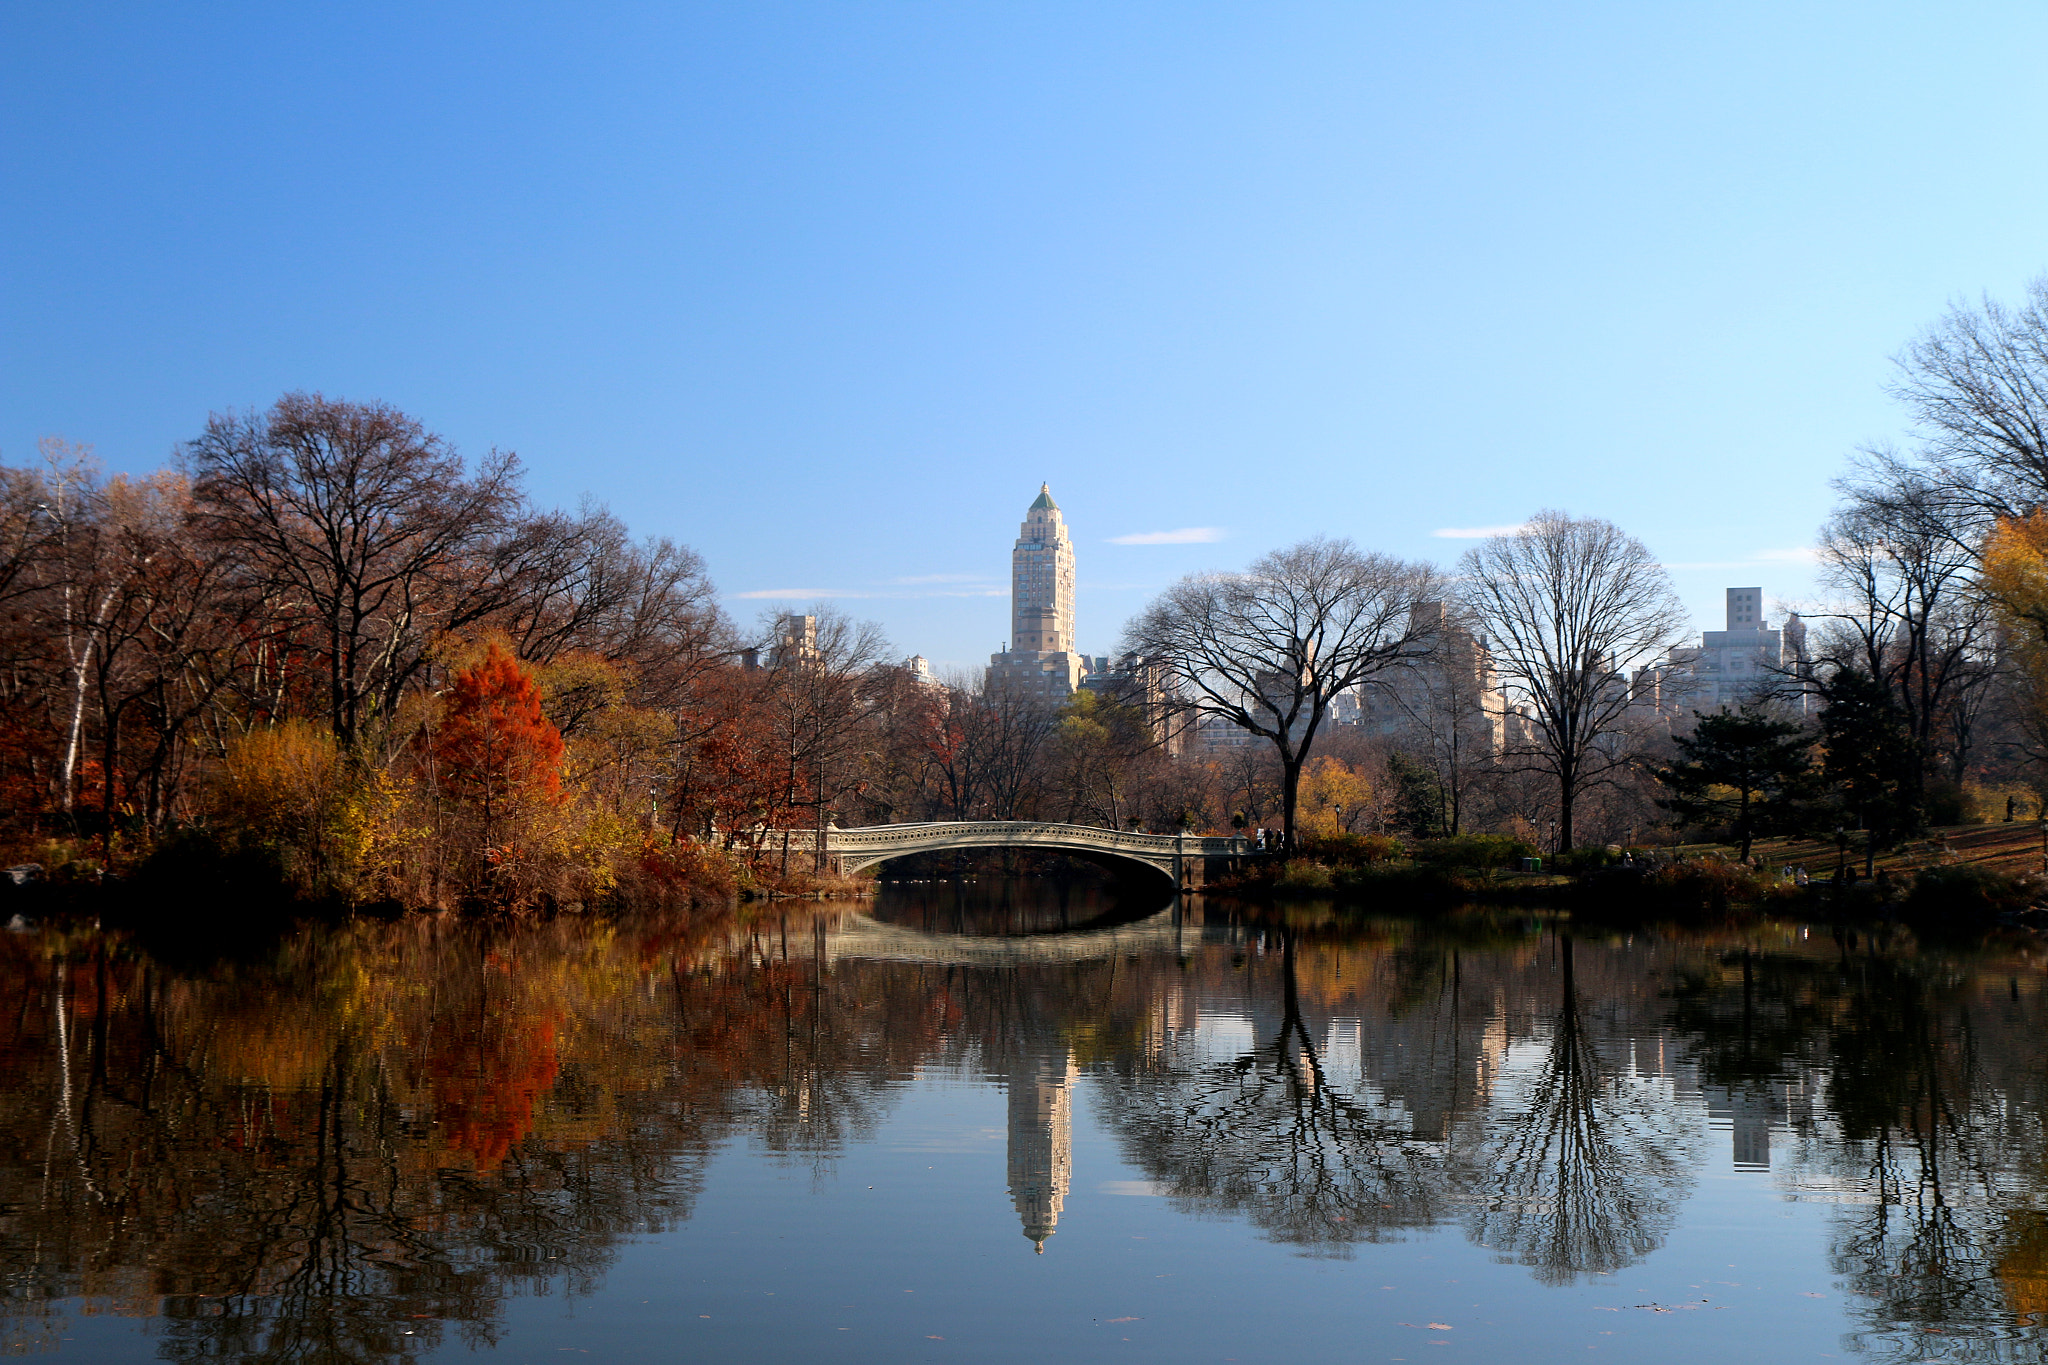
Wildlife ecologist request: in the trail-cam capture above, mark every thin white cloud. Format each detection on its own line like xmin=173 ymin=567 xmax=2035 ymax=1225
xmin=1431 ymin=524 xmax=1528 ymax=539
xmin=731 ymin=588 xmax=873 ymax=600
xmin=1754 ymin=547 xmax=1820 ymax=564
xmin=1109 ymin=527 xmax=1226 ymax=545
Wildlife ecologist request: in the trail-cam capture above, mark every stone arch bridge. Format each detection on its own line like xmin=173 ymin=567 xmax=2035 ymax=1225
xmin=823 ymin=906 xmax=1196 ymax=967
xmin=805 ymin=821 xmax=1254 ymax=890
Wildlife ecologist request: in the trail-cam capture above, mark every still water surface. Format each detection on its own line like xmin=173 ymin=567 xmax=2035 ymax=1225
xmin=6 ymin=881 xmax=2048 ymax=1362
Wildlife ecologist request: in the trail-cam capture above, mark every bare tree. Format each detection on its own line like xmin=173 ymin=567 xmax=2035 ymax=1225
xmin=1457 ymin=511 xmax=1685 ymax=852
xmin=34 ymin=441 xmax=116 ymax=813
xmin=915 ymin=671 xmax=1059 ymax=823
xmin=186 ymin=393 xmax=527 ymax=751
xmin=1125 ymin=537 xmax=1439 ymax=845
xmin=1865 ymin=277 xmax=2048 ymax=531
xmin=752 ymin=607 xmax=890 ymax=872
xmin=503 ymin=502 xmax=728 ymax=695
xmin=1378 ymin=602 xmax=1499 ymax=835
xmin=1808 ymin=478 xmax=1998 ymax=794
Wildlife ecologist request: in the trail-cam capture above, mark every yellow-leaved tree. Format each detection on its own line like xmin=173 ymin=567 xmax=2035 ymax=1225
xmin=1980 ymin=513 xmax=2048 ymax=757
xmin=1296 ymin=756 xmax=1375 ymax=839
xmin=1982 ymin=513 xmax=2048 ymax=637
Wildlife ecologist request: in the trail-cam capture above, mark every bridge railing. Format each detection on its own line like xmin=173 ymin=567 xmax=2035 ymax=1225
xmin=819 ymin=820 xmax=1249 ymax=857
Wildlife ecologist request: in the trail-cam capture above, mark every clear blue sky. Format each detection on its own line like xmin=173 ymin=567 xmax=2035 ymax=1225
xmin=7 ymin=3 xmax=2047 ymax=671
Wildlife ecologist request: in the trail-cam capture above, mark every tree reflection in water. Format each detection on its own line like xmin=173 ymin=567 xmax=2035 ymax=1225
xmin=1091 ymin=924 xmax=1695 ymax=1279
xmin=1746 ymin=945 xmax=2048 ymax=1361
xmin=1092 ymin=926 xmax=1458 ymax=1254
xmin=1460 ymin=936 xmax=1696 ymax=1285
xmin=6 ymin=900 xmax=2048 ymax=1359
xmin=0 ymin=911 xmax=925 ymax=1362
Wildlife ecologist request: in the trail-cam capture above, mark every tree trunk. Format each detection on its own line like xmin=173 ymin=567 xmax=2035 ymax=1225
xmin=1557 ymin=770 xmax=1576 ymax=853
xmin=1279 ymin=755 xmax=1303 ymax=850
xmin=59 ymin=636 xmax=93 ymax=815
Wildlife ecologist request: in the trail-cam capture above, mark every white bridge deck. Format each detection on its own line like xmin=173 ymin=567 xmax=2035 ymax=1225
xmin=809 ymin=820 xmax=1253 ymax=885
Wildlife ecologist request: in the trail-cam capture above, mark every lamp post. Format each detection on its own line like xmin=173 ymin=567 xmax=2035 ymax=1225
xmin=2037 ymin=809 xmax=2046 ymax=876
xmin=1834 ymin=825 xmax=1846 ymax=881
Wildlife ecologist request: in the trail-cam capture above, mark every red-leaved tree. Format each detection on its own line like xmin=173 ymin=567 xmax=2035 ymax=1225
xmin=433 ymin=642 xmax=564 ymax=820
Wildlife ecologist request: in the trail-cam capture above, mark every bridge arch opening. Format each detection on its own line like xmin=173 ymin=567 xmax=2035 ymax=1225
xmin=820 ymin=820 xmax=1251 ymax=899
xmin=864 ymin=845 xmax=1174 ymax=897
xmin=867 ymin=874 xmax=1172 ymax=937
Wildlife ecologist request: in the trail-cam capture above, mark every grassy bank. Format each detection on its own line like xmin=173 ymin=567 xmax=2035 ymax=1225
xmin=0 ymin=823 xmax=875 ymax=925
xmin=1215 ymin=825 xmax=2048 ymax=936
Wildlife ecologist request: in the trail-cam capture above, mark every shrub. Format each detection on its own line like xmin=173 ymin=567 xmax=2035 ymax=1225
xmin=1273 ymin=859 xmax=1337 ymax=893
xmin=1578 ymin=855 xmax=1781 ymax=921
xmin=1901 ymin=863 xmax=2035 ymax=932
xmin=620 ymin=833 xmax=742 ymax=904
xmin=1923 ymin=780 xmax=1968 ymax=827
xmin=208 ymin=720 xmax=341 ymax=853
xmin=1551 ymin=845 xmax=1626 ymax=874
xmin=1412 ymin=834 xmax=1537 ymax=874
xmin=1298 ymin=832 xmax=1403 ymax=867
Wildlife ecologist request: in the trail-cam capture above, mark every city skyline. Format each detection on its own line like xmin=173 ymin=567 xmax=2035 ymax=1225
xmin=955 ymin=482 xmax=1806 ymax=720
xmin=10 ymin=6 xmax=2048 ymax=669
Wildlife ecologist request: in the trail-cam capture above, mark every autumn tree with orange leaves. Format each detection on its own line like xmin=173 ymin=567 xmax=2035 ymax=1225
xmin=433 ymin=642 xmax=565 ymax=821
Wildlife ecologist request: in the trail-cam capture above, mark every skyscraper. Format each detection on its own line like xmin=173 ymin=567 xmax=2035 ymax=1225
xmin=1665 ymin=588 xmax=1789 ymax=714
xmin=989 ymin=484 xmax=1085 ymax=698
xmin=1007 ymin=1042 xmax=1077 ymax=1253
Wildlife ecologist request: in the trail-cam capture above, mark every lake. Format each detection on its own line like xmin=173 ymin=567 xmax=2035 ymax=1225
xmin=4 ymin=881 xmax=2047 ymax=1363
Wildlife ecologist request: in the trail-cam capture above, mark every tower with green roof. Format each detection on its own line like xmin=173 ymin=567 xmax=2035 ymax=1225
xmin=990 ymin=484 xmax=1083 ymax=697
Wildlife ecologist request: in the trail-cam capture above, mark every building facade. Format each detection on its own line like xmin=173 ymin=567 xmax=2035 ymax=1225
xmin=989 ymin=485 xmax=1088 ymax=699
xmin=1356 ymin=602 xmax=1508 ymax=754
xmin=1006 ymin=1041 xmax=1077 ymax=1253
xmin=1079 ymin=651 xmax=1193 ymax=756
xmin=1663 ymin=587 xmax=1804 ymax=716
xmin=740 ymin=613 xmax=819 ymax=672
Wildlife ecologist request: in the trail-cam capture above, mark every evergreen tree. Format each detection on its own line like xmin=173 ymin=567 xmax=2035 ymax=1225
xmin=1388 ymin=751 xmax=1447 ymax=837
xmin=1818 ymin=667 xmax=1921 ymax=872
xmin=1657 ymin=706 xmax=1814 ymax=860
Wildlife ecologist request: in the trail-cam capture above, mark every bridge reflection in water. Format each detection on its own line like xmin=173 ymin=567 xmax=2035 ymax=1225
xmin=835 ymin=892 xmax=1228 ymax=1252
xmin=822 ymin=907 xmax=1187 ymax=968
xmin=836 ymin=889 xmax=1226 ymax=1253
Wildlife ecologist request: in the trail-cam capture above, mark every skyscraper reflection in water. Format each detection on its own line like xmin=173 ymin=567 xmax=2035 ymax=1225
xmin=1007 ymin=1041 xmax=1077 ymax=1252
